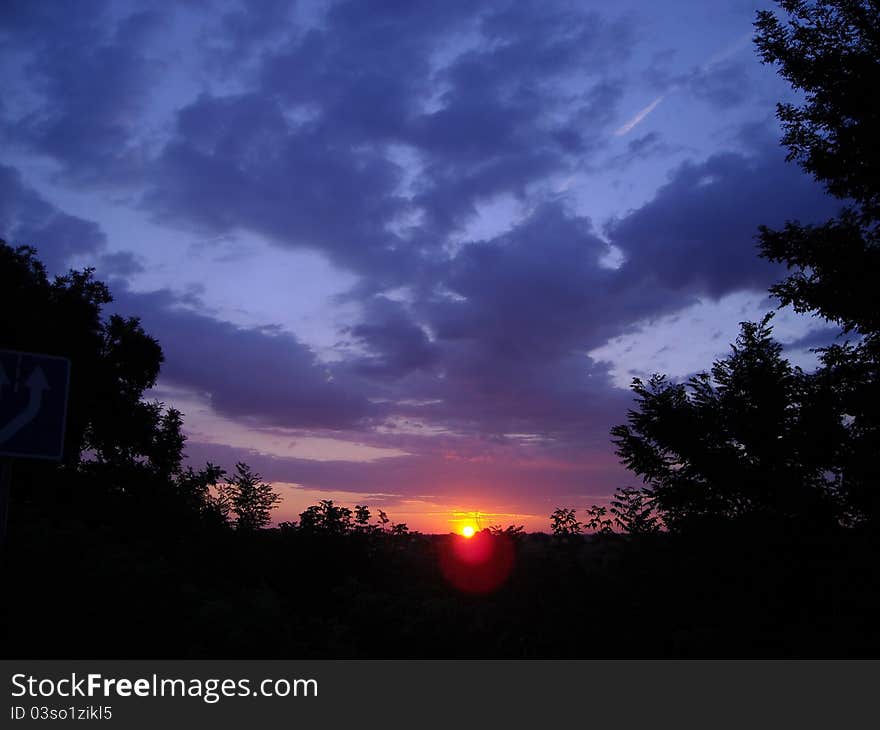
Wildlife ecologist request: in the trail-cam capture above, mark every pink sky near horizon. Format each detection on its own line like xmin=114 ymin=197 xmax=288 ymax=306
xmin=268 ymin=481 xmax=558 ymax=534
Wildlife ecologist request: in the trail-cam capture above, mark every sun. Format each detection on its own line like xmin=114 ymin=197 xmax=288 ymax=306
xmin=461 ymin=525 xmax=476 ymax=538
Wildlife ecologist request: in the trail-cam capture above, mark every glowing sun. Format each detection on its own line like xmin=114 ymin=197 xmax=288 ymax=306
xmin=461 ymin=525 xmax=476 ymax=538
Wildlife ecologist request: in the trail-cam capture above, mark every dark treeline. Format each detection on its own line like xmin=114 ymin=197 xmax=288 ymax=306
xmin=2 ymin=0 xmax=879 ymax=657
xmin=0 ymin=242 xmax=878 ymax=657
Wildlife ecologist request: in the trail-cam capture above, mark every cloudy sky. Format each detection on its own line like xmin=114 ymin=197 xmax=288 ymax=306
xmin=0 ymin=0 xmax=841 ymax=531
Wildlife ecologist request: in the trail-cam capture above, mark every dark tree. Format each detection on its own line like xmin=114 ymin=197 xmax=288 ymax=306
xmin=0 ymin=243 xmax=170 ymax=467
xmin=0 ymin=241 xmax=213 ymax=521
xmin=611 ymin=3 xmax=880 ymax=533
xmin=584 ymin=504 xmax=614 ymax=534
xmin=753 ymin=1 xmax=880 ymax=524
xmin=176 ymin=462 xmax=229 ymax=526
xmin=754 ymin=1 xmax=880 ymax=334
xmin=611 ymin=317 xmax=847 ymax=531
xmin=0 ymin=241 xmax=233 ymax=531
xmin=354 ymin=504 xmax=371 ymax=529
xmin=298 ymin=499 xmax=353 ymax=535
xmin=550 ymin=507 xmax=582 ymax=536
xmin=389 ymin=522 xmax=409 ymax=536
xmin=224 ymin=462 xmax=281 ymax=531
xmin=488 ymin=524 xmax=525 ymax=538
xmin=584 ymin=488 xmax=660 ymax=535
xmin=608 ymin=487 xmax=661 ymax=534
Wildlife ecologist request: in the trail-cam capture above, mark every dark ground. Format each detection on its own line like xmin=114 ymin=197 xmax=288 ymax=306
xmin=3 ymin=472 xmax=878 ymax=659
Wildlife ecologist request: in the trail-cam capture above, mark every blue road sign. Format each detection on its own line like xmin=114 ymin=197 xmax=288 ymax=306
xmin=0 ymin=349 xmax=71 ymax=460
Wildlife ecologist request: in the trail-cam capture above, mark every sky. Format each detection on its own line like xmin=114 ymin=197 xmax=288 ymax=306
xmin=0 ymin=0 xmax=843 ymax=532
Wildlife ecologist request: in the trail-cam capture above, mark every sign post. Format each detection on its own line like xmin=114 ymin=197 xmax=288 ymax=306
xmin=0 ymin=349 xmax=71 ymax=546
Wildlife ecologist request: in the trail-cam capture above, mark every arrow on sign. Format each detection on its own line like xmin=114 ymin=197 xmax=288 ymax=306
xmin=0 ymin=366 xmax=49 ymax=444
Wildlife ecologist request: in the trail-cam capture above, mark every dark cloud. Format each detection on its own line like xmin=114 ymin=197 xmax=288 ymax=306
xmin=0 ymin=164 xmax=106 ymax=272
xmin=687 ymin=59 xmax=753 ymax=109
xmin=0 ymin=0 xmax=848 ymax=511
xmin=98 ymin=250 xmax=145 ymax=278
xmin=783 ymin=324 xmax=846 ymax=352
xmin=0 ymin=0 xmax=651 ymax=457
xmin=348 ymin=295 xmax=438 ymax=377
xmin=200 ymin=0 xmax=296 ymax=73
xmin=3 ymin=0 xmax=637 ymax=283
xmin=145 ymin=91 xmax=416 ymax=281
xmin=143 ymin=0 xmax=636 ymax=275
xmin=325 ymin=203 xmax=649 ymax=444
xmin=0 ymin=0 xmax=109 ymax=41
xmin=649 ymin=59 xmax=757 ymax=110
xmin=606 ymin=131 xmax=671 ymax=169
xmin=132 ymin=134 xmax=841 ymax=457
xmin=112 ymin=287 xmax=377 ymax=431
xmin=608 ymin=141 xmax=840 ymax=298
xmin=180 ymin=437 xmax=627 ymax=507
xmin=1 ymin=2 xmax=168 ymax=184
xmin=430 ymin=203 xmax=617 ymax=355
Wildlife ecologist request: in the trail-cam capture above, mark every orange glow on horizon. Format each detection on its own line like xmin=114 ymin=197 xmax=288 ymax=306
xmin=268 ymin=485 xmax=549 ymax=534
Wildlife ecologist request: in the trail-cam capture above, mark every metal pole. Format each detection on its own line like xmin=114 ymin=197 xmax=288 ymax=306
xmin=0 ymin=457 xmax=12 ymax=547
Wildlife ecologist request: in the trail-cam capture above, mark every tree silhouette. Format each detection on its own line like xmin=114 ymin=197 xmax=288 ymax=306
xmin=583 ymin=488 xmax=660 ymax=534
xmin=298 ymin=499 xmax=353 ymax=535
xmin=609 ymin=4 xmax=880 ymax=533
xmin=0 ymin=243 xmax=173 ymax=469
xmin=4 ymin=230 xmax=879 ymax=658
xmin=755 ymin=0 xmax=880 ymax=335
xmin=753 ymin=0 xmax=880 ymax=526
xmin=354 ymin=504 xmax=372 ymax=532
xmin=390 ymin=522 xmax=409 ymax=536
xmin=0 ymin=241 xmax=237 ymax=532
xmin=611 ymin=316 xmax=852 ymax=531
xmin=550 ymin=507 xmax=582 ymax=536
xmin=176 ymin=462 xmax=229 ymax=526
xmin=584 ymin=504 xmax=614 ymax=534
xmin=488 ymin=524 xmax=525 ymax=538
xmin=223 ymin=462 xmax=281 ymax=531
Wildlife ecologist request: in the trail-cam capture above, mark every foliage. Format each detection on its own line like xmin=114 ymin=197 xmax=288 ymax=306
xmin=3 ymin=243 xmax=878 ymax=659
xmin=811 ymin=337 xmax=880 ymax=523
xmin=390 ymin=522 xmax=410 ymax=535
xmin=584 ymin=504 xmax=614 ymax=534
xmin=298 ymin=499 xmax=353 ymax=535
xmin=354 ymin=504 xmax=372 ymax=531
xmin=608 ymin=487 xmax=661 ymax=534
xmin=550 ymin=507 xmax=582 ymax=536
xmin=5 ymin=12 xmax=880 ymax=655
xmin=223 ymin=462 xmax=281 ymax=531
xmin=0 ymin=240 xmax=232 ymax=530
xmin=488 ymin=524 xmax=526 ymax=538
xmin=176 ymin=462 xmax=230 ymax=526
xmin=603 ymin=5 xmax=880 ymax=530
xmin=292 ymin=499 xmax=416 ymax=537
xmin=611 ymin=316 xmax=853 ymax=530
xmin=0 ymin=243 xmax=170 ymax=469
xmin=583 ymin=488 xmax=661 ymax=535
xmin=755 ymin=0 xmax=880 ymax=335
